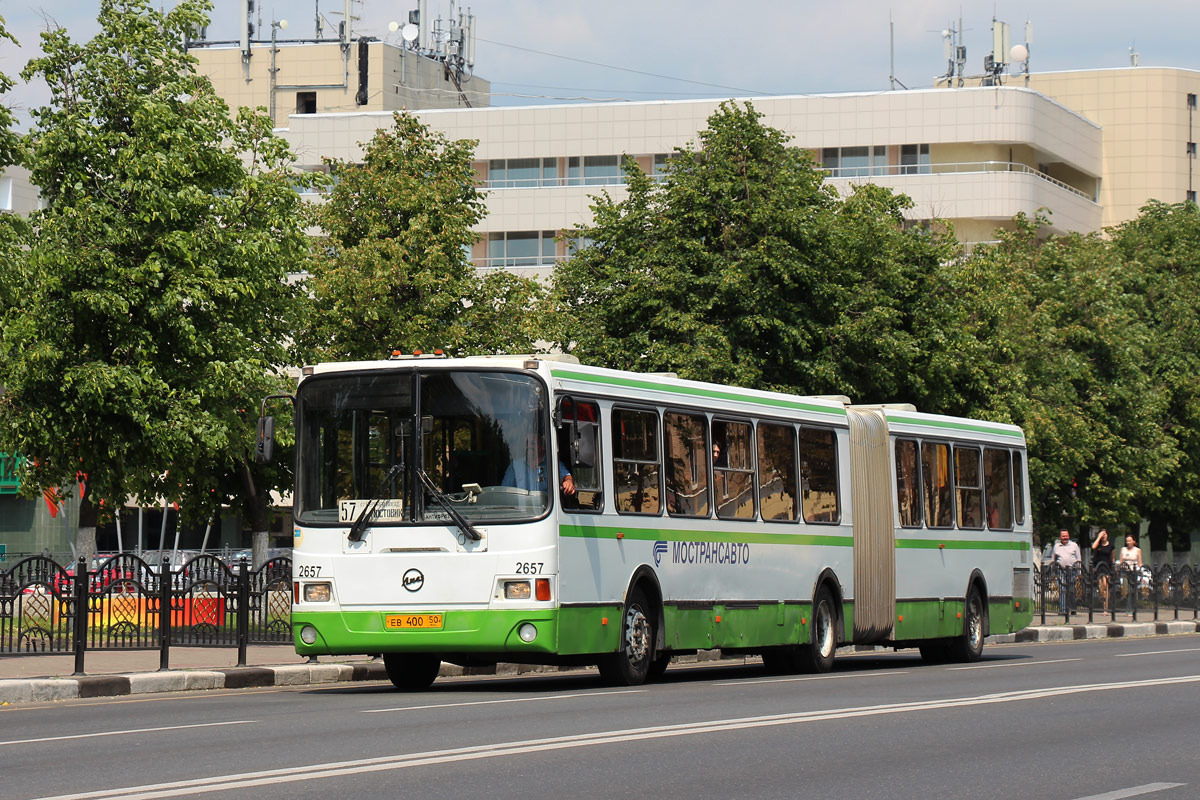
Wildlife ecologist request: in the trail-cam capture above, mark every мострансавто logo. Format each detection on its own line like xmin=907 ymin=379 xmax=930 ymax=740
xmin=654 ymin=539 xmax=750 ymax=566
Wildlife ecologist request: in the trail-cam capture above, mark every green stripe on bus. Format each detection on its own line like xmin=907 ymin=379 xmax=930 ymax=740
xmin=550 ymin=369 xmax=848 ymax=417
xmin=895 ymin=538 xmax=1030 ymax=551
xmin=886 ymin=414 xmax=1024 ymax=439
xmin=560 ymin=524 xmax=853 ymax=547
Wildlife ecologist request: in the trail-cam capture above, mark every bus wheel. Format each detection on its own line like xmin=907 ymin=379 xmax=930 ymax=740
xmin=948 ymin=587 xmax=985 ymax=663
xmin=798 ymin=586 xmax=837 ymax=673
xmin=598 ymin=587 xmax=655 ymax=686
xmin=383 ymin=653 xmax=441 ymax=691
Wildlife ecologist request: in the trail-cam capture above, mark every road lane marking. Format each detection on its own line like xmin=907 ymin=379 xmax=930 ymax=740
xmin=28 ymin=675 xmax=1200 ymax=800
xmin=713 ymin=671 xmax=911 ymax=686
xmin=1115 ymin=648 xmax=1200 ymax=658
xmin=0 ymin=721 xmax=254 ymax=747
xmin=362 ymin=689 xmax=644 ymax=712
xmin=948 ymin=658 xmax=1082 ymax=671
xmin=1071 ymin=783 xmax=1186 ymax=799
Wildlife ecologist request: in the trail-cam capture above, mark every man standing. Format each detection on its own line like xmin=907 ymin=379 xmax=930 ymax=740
xmin=1051 ymin=529 xmax=1082 ymax=616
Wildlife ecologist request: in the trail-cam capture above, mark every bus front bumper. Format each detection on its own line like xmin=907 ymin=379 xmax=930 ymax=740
xmin=292 ymin=608 xmax=560 ymax=656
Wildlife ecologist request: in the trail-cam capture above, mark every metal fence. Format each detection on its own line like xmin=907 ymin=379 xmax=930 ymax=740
xmin=0 ymin=553 xmax=292 ymax=674
xmin=1034 ymin=562 xmax=1200 ymax=625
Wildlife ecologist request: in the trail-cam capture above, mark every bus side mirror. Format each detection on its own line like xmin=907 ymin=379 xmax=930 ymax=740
xmin=573 ymin=422 xmax=597 ymax=469
xmin=256 ymin=416 xmax=276 ymax=464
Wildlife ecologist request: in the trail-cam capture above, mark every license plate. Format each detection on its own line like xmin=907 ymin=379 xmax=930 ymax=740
xmin=384 ymin=613 xmax=444 ymax=630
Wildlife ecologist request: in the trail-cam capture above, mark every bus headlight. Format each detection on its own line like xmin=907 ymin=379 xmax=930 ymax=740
xmin=518 ymin=623 xmax=537 ymax=642
xmin=300 ymin=625 xmax=319 ymax=645
xmin=304 ymin=582 xmax=332 ymax=602
xmin=504 ymin=581 xmax=531 ymax=599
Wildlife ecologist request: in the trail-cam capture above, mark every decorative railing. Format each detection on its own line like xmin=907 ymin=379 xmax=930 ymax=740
xmin=0 ymin=553 xmax=292 ymax=674
xmin=1033 ymin=562 xmax=1200 ymax=624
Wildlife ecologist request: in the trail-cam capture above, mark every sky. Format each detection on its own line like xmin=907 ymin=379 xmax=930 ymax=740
xmin=3 ymin=0 xmax=1200 ymax=126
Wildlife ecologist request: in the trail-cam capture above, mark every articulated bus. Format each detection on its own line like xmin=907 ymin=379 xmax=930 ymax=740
xmin=264 ymin=353 xmax=1033 ymax=690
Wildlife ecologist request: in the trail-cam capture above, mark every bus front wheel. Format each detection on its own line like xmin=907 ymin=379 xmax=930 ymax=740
xmin=598 ymin=587 xmax=655 ymax=686
xmin=383 ymin=653 xmax=441 ymax=691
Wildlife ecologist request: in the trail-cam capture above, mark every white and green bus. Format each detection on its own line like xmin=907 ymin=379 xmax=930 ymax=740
xmin=266 ymin=354 xmax=1033 ymax=690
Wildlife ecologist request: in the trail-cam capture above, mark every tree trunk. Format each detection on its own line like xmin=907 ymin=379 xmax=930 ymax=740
xmin=76 ymin=495 xmax=98 ymax=563
xmin=240 ymin=458 xmax=272 ymax=570
xmin=1147 ymin=513 xmax=1169 ymax=566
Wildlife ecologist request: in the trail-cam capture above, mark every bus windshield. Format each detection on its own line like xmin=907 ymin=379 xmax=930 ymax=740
xmin=295 ymin=369 xmax=551 ymax=525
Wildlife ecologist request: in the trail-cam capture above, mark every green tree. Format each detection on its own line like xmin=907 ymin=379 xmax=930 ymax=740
xmin=551 ymin=101 xmax=957 ymax=399
xmin=0 ymin=0 xmax=312 ymax=558
xmin=1110 ymin=201 xmax=1200 ymax=554
xmin=299 ymin=112 xmax=544 ymax=361
xmin=940 ymin=215 xmax=1175 ymax=539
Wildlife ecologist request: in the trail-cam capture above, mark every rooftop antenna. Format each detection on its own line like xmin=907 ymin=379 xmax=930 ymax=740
xmin=889 ymin=13 xmax=908 ymax=90
xmin=983 ymin=16 xmax=1010 ymax=86
xmin=938 ymin=15 xmax=967 ymax=87
xmin=1010 ymin=21 xmax=1032 ymax=87
xmin=1129 ymin=44 xmax=1140 ymax=67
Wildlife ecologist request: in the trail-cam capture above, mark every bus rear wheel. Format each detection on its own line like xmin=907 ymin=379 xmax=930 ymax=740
xmin=798 ymin=586 xmax=837 ymax=673
xmin=947 ymin=587 xmax=985 ymax=663
xmin=383 ymin=653 xmax=441 ymax=691
xmin=598 ymin=587 xmax=655 ymax=686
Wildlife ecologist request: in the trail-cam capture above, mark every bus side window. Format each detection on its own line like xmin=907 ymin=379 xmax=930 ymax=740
xmin=1012 ymin=451 xmax=1026 ymax=525
xmin=921 ymin=442 xmax=954 ymax=528
xmin=800 ymin=427 xmax=840 ymax=523
xmin=757 ymin=422 xmax=797 ymax=521
xmin=664 ymin=411 xmax=710 ymax=517
xmin=983 ymin=447 xmax=1013 ymax=530
xmin=560 ymin=399 xmax=603 ymax=512
xmin=713 ymin=419 xmax=755 ymax=520
xmin=612 ymin=408 xmax=661 ymax=515
xmin=895 ymin=438 xmax=922 ymax=528
xmin=955 ymin=446 xmax=983 ymax=529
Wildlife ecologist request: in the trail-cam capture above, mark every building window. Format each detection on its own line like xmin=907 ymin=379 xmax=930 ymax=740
xmin=822 ymin=145 xmax=888 ymax=177
xmin=1189 ymin=190 xmax=1197 ymax=204
xmin=652 ymin=153 xmax=673 ymax=177
xmin=487 ymin=158 xmax=559 ymax=188
xmin=296 ymin=91 xmax=317 ymax=114
xmin=567 ymin=155 xmax=623 ymax=186
xmin=1189 ymin=93 xmax=1197 ymax=109
xmin=485 ymin=230 xmax=557 ymax=268
xmin=900 ymin=144 xmax=931 ymax=175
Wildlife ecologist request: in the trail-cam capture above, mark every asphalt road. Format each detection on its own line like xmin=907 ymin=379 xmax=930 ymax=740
xmin=5 ymin=637 xmax=1199 ymax=800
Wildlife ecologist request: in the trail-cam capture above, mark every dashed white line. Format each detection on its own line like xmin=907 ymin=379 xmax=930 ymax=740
xmin=948 ymin=657 xmax=1082 ymax=671
xmin=1070 ymin=782 xmax=1185 ymax=799
xmin=0 ymin=720 xmax=254 ymax=747
xmin=713 ymin=670 xmax=910 ymax=686
xmin=1115 ymin=647 xmax=1200 ymax=658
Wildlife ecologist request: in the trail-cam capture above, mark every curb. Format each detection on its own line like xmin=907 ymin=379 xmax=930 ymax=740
xmin=2 ymin=624 xmax=1197 ymax=706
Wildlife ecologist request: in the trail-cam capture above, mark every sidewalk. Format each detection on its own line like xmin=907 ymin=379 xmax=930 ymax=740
xmin=3 ymin=616 xmax=1198 ymax=705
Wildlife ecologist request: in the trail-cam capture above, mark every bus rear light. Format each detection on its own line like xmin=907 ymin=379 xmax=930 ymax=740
xmin=535 ymin=578 xmax=551 ymax=601
xmin=505 ymin=581 xmax=531 ymax=600
xmin=304 ymin=582 xmax=332 ymax=602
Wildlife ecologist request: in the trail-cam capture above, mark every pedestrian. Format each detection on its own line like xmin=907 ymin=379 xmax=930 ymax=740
xmin=1051 ymin=529 xmax=1081 ymax=615
xmin=1091 ymin=529 xmax=1115 ymax=611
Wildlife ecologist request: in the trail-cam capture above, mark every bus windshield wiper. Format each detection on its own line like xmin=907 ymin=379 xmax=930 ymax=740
xmin=348 ymin=463 xmax=402 ymax=543
xmin=416 ymin=467 xmax=483 ymax=541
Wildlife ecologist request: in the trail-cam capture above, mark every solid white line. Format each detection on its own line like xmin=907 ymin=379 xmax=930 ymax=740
xmin=713 ymin=670 xmax=910 ymax=686
xmin=948 ymin=658 xmax=1082 ymax=671
xmin=361 ymin=689 xmax=644 ymax=712
xmin=1115 ymin=647 xmax=1200 ymax=658
xmin=29 ymin=675 xmax=1200 ymax=800
xmin=0 ymin=721 xmax=254 ymax=747
xmin=1070 ymin=783 xmax=1186 ymax=800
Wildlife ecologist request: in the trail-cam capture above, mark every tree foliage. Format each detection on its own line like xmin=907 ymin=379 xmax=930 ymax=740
xmin=1109 ymin=201 xmax=1200 ymax=549
xmin=551 ymin=101 xmax=958 ymax=401
xmin=299 ymin=112 xmax=544 ymax=361
xmin=0 ymin=0 xmax=311 ymax=539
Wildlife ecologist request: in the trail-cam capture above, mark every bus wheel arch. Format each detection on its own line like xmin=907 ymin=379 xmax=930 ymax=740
xmin=966 ymin=570 xmax=990 ymax=638
xmin=812 ymin=569 xmax=845 ymax=644
xmin=627 ymin=565 xmax=666 ymax=653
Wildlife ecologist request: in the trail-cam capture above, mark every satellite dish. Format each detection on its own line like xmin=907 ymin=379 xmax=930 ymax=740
xmin=1010 ymin=43 xmax=1028 ymax=62
xmin=388 ymin=21 xmax=400 ymax=32
xmin=277 ymin=18 xmax=288 ymax=30
xmin=402 ymin=22 xmax=419 ymax=42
